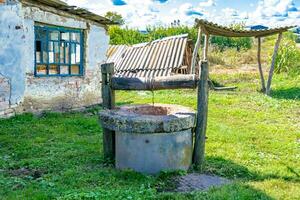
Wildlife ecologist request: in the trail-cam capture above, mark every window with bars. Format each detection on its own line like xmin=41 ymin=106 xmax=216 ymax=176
xmin=35 ymin=25 xmax=84 ymax=77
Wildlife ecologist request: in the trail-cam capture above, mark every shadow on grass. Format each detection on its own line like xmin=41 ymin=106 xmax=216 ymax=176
xmin=271 ymin=87 xmax=300 ymax=100
xmin=156 ymin=157 xmax=276 ymax=199
xmin=204 ymin=156 xmax=300 ymax=183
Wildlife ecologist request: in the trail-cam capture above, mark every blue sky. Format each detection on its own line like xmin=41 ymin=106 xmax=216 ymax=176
xmin=63 ymin=0 xmax=300 ymax=29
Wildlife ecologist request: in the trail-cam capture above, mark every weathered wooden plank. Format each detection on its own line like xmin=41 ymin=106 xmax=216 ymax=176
xmin=191 ymin=28 xmax=202 ymax=74
xmin=257 ymin=37 xmax=266 ymax=92
xmin=203 ymin=34 xmax=210 ymax=61
xmin=101 ymin=63 xmax=115 ymax=160
xmin=101 ymin=63 xmax=115 ymax=74
xmin=111 ymin=75 xmax=198 ymax=90
xmin=266 ymin=33 xmax=282 ymax=95
xmin=193 ymin=61 xmax=209 ymax=171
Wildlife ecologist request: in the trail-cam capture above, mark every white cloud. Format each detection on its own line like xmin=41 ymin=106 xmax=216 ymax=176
xmin=247 ymin=0 xmax=299 ymax=27
xmin=198 ymin=0 xmax=216 ymax=8
xmin=212 ymin=0 xmax=299 ymax=27
xmin=62 ymin=0 xmax=164 ymax=29
xmin=61 ymin=0 xmax=300 ymax=29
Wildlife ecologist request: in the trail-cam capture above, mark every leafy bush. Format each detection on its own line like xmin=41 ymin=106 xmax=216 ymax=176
xmin=108 ymin=25 xmax=196 ymax=45
xmin=108 ymin=26 xmax=148 ymax=45
xmin=274 ymin=38 xmax=300 ymax=75
xmin=146 ymin=26 xmax=197 ymax=43
xmin=108 ymin=25 xmax=252 ymax=51
xmin=210 ymin=36 xmax=252 ymax=51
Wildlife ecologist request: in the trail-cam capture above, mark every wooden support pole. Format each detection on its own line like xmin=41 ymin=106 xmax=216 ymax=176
xmin=203 ymin=34 xmax=210 ymax=61
xmin=266 ymin=32 xmax=282 ymax=95
xmin=191 ymin=28 xmax=202 ymax=74
xmin=257 ymin=37 xmax=266 ymax=92
xmin=111 ymin=75 xmax=198 ymax=90
xmin=193 ymin=61 xmax=209 ymax=171
xmin=101 ymin=63 xmax=116 ymax=160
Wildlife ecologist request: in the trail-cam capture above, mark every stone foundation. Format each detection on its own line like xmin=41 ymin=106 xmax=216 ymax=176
xmin=0 ymin=69 xmax=103 ymax=118
xmin=21 ymin=69 xmax=102 ymax=114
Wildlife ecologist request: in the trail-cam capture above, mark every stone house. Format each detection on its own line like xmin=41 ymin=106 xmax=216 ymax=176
xmin=0 ymin=0 xmax=114 ymax=118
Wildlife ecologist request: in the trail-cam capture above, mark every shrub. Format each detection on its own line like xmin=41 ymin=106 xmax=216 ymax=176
xmin=274 ymin=38 xmax=300 ymax=75
xmin=108 ymin=25 xmax=253 ymax=51
xmin=210 ymin=36 xmax=252 ymax=51
xmin=108 ymin=26 xmax=148 ymax=45
xmin=146 ymin=26 xmax=197 ymax=43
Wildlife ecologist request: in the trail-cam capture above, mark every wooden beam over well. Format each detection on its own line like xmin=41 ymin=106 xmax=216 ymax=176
xmin=111 ymin=75 xmax=198 ymax=90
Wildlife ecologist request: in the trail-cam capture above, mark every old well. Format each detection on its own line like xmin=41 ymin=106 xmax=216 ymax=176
xmin=99 ymin=104 xmax=196 ymax=174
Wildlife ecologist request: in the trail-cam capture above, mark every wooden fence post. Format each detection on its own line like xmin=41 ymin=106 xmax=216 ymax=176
xmin=191 ymin=28 xmax=202 ymax=74
xmin=193 ymin=60 xmax=209 ymax=171
xmin=257 ymin=37 xmax=266 ymax=92
xmin=266 ymin=33 xmax=282 ymax=95
xmin=101 ymin=63 xmax=115 ymax=160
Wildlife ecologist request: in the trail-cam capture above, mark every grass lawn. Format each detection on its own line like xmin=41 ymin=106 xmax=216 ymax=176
xmin=0 ymin=72 xmax=299 ymax=199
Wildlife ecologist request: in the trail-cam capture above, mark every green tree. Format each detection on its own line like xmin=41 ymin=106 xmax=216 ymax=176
xmin=105 ymin=11 xmax=125 ymax=25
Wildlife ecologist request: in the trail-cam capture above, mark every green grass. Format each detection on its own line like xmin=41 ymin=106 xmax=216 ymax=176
xmin=0 ymin=73 xmax=299 ymax=199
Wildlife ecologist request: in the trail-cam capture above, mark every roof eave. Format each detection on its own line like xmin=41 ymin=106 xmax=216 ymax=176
xmin=195 ymin=19 xmax=296 ymax=38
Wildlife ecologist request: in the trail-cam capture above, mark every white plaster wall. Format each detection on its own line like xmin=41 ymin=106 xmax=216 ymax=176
xmin=0 ymin=3 xmax=26 ymax=105
xmin=23 ymin=6 xmax=87 ymax=30
xmin=1 ymin=2 xmax=109 ymax=114
xmin=87 ymin=25 xmax=109 ymax=69
xmin=21 ymin=4 xmax=109 ymax=112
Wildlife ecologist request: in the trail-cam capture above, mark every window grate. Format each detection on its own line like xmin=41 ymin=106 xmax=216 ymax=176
xmin=34 ymin=25 xmax=84 ymax=77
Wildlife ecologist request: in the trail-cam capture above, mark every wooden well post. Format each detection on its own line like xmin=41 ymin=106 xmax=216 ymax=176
xmin=101 ymin=63 xmax=116 ymax=160
xmin=193 ymin=33 xmax=210 ymax=171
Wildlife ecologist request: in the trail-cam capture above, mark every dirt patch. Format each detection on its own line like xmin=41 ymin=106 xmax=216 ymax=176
xmin=158 ymin=173 xmax=230 ymax=193
xmin=210 ymin=64 xmax=269 ymax=75
xmin=9 ymin=168 xmax=44 ymax=179
xmin=174 ymin=174 xmax=230 ymax=192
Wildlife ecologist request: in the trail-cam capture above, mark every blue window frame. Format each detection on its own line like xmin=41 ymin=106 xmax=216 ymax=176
xmin=34 ymin=25 xmax=84 ymax=77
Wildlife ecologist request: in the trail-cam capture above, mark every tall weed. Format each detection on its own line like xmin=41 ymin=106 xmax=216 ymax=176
xmin=274 ymin=39 xmax=300 ymax=75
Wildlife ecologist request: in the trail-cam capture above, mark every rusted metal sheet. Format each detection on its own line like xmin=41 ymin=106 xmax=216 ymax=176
xmin=107 ymin=34 xmax=196 ymax=78
xmin=196 ymin=19 xmax=295 ymax=38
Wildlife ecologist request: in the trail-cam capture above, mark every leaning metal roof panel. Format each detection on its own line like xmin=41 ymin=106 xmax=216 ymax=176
xmin=196 ymin=19 xmax=295 ymax=38
xmin=107 ymin=34 xmax=190 ymax=78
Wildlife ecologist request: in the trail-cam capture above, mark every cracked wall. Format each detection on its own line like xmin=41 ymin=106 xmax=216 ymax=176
xmin=0 ymin=1 xmax=109 ymax=118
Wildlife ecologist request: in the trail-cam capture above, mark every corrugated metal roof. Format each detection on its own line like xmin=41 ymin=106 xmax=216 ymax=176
xmin=22 ymin=0 xmax=116 ymax=25
xmin=196 ymin=19 xmax=295 ymax=37
xmin=107 ymin=34 xmax=194 ymax=78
